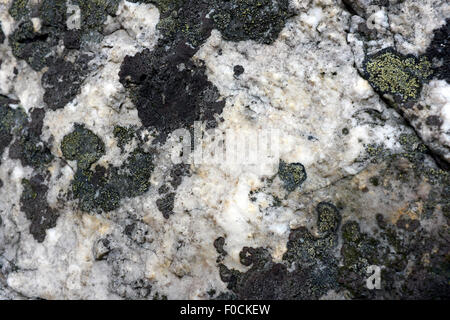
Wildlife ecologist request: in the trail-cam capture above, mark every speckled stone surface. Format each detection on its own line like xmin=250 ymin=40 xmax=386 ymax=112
xmin=0 ymin=0 xmax=449 ymax=299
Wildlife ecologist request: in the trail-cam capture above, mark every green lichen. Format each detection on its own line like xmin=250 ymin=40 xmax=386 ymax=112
xmin=39 ymin=0 xmax=67 ymax=28
xmin=317 ymin=202 xmax=341 ymax=236
xmin=61 ymin=124 xmax=105 ymax=170
xmin=9 ymin=0 xmax=29 ymax=20
xmin=75 ymin=0 xmax=120 ymax=32
xmin=213 ymin=0 xmax=292 ymax=44
xmin=363 ymin=48 xmax=433 ymax=103
xmin=69 ymin=145 xmax=154 ymax=213
xmin=278 ymin=160 xmax=307 ymax=192
xmin=113 ymin=125 xmax=135 ymax=152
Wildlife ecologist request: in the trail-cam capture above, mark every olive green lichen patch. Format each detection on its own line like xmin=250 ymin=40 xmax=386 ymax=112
xmin=363 ymin=48 xmax=433 ymax=103
xmin=316 ymin=202 xmax=341 ymax=236
xmin=61 ymin=123 xmax=154 ymax=213
xmin=278 ymin=160 xmax=307 ymax=192
xmin=67 ymin=144 xmax=154 ymax=213
xmin=9 ymin=0 xmax=30 ymax=20
xmin=61 ymin=124 xmax=105 ymax=170
xmin=75 ymin=0 xmax=120 ymax=32
xmin=113 ymin=125 xmax=136 ymax=152
xmin=213 ymin=0 xmax=293 ymax=44
xmin=39 ymin=0 xmax=67 ymax=28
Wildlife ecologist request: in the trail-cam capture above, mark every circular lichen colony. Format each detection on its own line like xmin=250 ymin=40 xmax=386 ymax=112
xmin=278 ymin=160 xmax=307 ymax=192
xmin=61 ymin=124 xmax=106 ymax=170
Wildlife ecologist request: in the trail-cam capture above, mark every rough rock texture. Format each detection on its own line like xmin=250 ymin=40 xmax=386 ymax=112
xmin=0 ymin=0 xmax=449 ymax=300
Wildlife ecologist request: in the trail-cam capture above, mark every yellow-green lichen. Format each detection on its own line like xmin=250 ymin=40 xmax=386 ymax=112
xmin=9 ymin=0 xmax=29 ymax=20
xmin=363 ymin=48 xmax=433 ymax=102
xmin=61 ymin=124 xmax=105 ymax=170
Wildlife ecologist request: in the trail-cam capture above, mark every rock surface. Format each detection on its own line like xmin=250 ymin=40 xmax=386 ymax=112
xmin=0 ymin=0 xmax=448 ymax=299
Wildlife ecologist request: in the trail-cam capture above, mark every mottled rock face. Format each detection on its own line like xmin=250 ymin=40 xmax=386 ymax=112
xmin=0 ymin=0 xmax=449 ymax=300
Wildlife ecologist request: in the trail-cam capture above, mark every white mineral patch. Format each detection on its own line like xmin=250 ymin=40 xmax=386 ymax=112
xmin=66 ymin=2 xmax=81 ymax=30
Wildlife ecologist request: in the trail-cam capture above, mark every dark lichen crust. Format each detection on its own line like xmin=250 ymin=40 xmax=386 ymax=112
xmin=212 ymin=0 xmax=292 ymax=44
xmin=20 ymin=175 xmax=58 ymax=243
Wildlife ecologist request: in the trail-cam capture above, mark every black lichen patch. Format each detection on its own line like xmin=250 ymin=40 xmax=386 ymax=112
xmin=1 ymin=104 xmax=57 ymax=242
xmin=9 ymin=108 xmax=53 ymax=169
xmin=425 ymin=19 xmax=449 ymax=83
xmin=233 ymin=65 xmax=244 ymax=77
xmin=8 ymin=1 xmax=92 ymax=109
xmin=42 ymin=54 xmax=92 ymax=110
xmin=278 ymin=160 xmax=307 ymax=192
xmin=214 ymin=237 xmax=227 ymax=257
xmin=213 ymin=0 xmax=292 ymax=44
xmin=61 ymin=123 xmax=105 ymax=170
xmin=362 ymin=47 xmax=433 ymax=104
xmin=119 ymin=46 xmax=225 ymax=139
xmin=8 ymin=0 xmax=118 ymax=70
xmin=0 ymin=22 xmax=5 ymax=44
xmin=63 ymin=30 xmax=81 ymax=50
xmin=20 ymin=174 xmax=58 ymax=243
xmin=7 ymin=0 xmax=119 ymax=109
xmin=156 ymin=192 xmax=175 ymax=219
xmin=8 ymin=0 xmax=68 ymax=70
